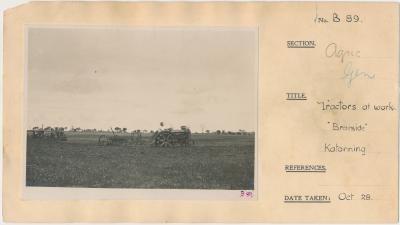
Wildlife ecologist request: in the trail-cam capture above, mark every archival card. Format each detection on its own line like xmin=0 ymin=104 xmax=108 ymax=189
xmin=3 ymin=1 xmax=399 ymax=223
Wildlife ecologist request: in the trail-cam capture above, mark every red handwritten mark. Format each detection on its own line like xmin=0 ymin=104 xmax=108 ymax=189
xmin=240 ymin=191 xmax=254 ymax=198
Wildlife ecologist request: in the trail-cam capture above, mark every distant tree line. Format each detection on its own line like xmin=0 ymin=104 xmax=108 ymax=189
xmin=30 ymin=126 xmax=253 ymax=135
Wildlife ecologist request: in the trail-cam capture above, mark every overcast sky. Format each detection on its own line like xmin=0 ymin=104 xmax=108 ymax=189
xmin=27 ymin=27 xmax=257 ymax=132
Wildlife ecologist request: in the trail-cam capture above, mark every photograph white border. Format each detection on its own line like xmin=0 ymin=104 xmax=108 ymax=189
xmin=22 ymin=25 xmax=260 ymax=201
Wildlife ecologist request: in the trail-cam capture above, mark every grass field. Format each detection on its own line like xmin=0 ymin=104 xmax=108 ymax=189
xmin=26 ymin=132 xmax=255 ymax=190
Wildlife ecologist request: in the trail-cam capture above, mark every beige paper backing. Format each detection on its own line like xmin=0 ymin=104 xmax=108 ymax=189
xmin=3 ymin=2 xmax=399 ymax=223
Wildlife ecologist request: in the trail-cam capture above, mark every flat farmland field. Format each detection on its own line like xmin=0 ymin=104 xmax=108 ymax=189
xmin=26 ymin=132 xmax=255 ymax=190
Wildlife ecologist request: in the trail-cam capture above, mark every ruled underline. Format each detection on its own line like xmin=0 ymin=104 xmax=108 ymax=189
xmin=286 ymin=170 xmax=326 ymax=173
xmin=287 ymin=46 xmax=316 ymax=48
xmin=284 ymin=201 xmax=331 ymax=203
xmin=286 ymin=98 xmax=307 ymax=100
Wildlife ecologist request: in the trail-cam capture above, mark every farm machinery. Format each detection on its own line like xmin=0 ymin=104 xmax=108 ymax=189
xmin=152 ymin=126 xmax=194 ymax=147
xmin=98 ymin=128 xmax=143 ymax=146
xmin=97 ymin=126 xmax=194 ymax=147
xmin=28 ymin=127 xmax=67 ymax=141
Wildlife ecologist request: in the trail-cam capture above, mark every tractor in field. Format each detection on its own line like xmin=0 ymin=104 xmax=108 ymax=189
xmin=28 ymin=127 xmax=67 ymax=141
xmin=152 ymin=126 xmax=194 ymax=147
xmin=29 ymin=129 xmax=45 ymax=138
xmin=51 ymin=127 xmax=68 ymax=141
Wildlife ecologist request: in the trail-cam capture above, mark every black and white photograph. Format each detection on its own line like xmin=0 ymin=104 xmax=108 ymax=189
xmin=25 ymin=27 xmax=257 ymax=191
